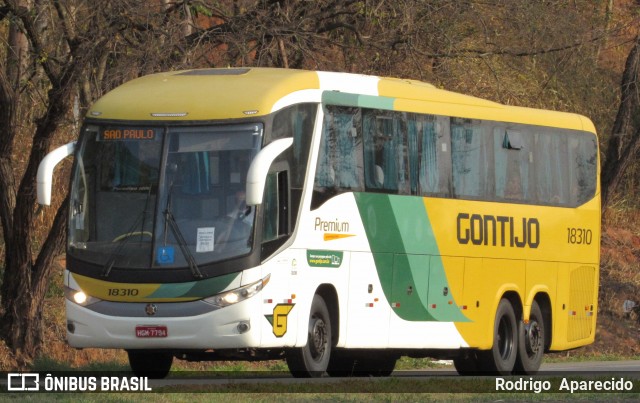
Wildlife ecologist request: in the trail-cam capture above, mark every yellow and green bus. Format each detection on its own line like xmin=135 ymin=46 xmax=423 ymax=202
xmin=37 ymin=68 xmax=600 ymax=377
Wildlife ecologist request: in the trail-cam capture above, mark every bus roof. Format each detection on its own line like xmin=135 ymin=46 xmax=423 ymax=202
xmin=88 ymin=67 xmax=595 ymax=133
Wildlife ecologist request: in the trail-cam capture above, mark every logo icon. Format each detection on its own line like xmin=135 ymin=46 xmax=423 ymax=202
xmin=145 ymin=304 xmax=157 ymax=316
xmin=7 ymin=373 xmax=40 ymax=391
xmin=264 ymin=304 xmax=295 ymax=337
xmin=156 ymin=246 xmax=175 ymax=264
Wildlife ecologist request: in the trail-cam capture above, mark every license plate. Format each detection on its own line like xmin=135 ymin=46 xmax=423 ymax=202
xmin=135 ymin=325 xmax=168 ymax=338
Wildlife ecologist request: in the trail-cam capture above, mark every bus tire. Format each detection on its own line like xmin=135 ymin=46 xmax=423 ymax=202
xmin=326 ymin=350 xmax=356 ymax=377
xmin=327 ymin=351 xmax=397 ymax=377
xmin=481 ymin=298 xmax=517 ymax=375
xmin=127 ymin=350 xmax=173 ymax=379
xmin=514 ymin=300 xmax=545 ymax=374
xmin=453 ymin=350 xmax=481 ymax=375
xmin=353 ymin=354 xmax=397 ymax=377
xmin=286 ymin=294 xmax=332 ymax=377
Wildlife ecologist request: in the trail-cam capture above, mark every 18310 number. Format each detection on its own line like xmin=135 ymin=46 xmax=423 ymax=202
xmin=567 ymin=227 xmax=593 ymax=245
xmin=107 ymin=288 xmax=139 ymax=296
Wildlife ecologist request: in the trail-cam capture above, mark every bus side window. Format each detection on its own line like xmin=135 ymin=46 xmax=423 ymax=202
xmin=312 ymin=106 xmax=363 ymax=209
xmin=533 ymin=132 xmax=568 ymax=206
xmin=451 ymin=118 xmax=490 ymax=199
xmin=263 ymin=171 xmax=289 ymax=242
xmin=494 ymin=128 xmax=530 ymax=202
xmin=363 ymin=111 xmax=408 ymax=194
xmin=408 ymin=114 xmax=441 ymax=196
xmin=568 ymin=133 xmax=598 ymax=206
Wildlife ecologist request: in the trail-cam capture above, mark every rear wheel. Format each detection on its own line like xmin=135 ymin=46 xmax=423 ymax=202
xmin=514 ymin=300 xmax=545 ymax=374
xmin=481 ymin=298 xmax=517 ymax=375
xmin=127 ymin=350 xmax=173 ymax=379
xmin=286 ymin=294 xmax=332 ymax=377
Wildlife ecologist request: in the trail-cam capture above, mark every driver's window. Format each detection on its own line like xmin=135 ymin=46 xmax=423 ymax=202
xmin=263 ymin=173 xmax=278 ymax=242
xmin=262 ymin=171 xmax=288 ymax=243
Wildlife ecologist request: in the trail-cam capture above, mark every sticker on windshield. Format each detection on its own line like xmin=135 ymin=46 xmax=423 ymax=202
xmin=196 ymin=227 xmax=215 ymax=253
xmin=157 ymin=246 xmax=175 ymax=264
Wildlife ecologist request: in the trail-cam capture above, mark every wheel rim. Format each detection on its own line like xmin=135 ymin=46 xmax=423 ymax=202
xmin=498 ymin=316 xmax=514 ymax=360
xmin=309 ymin=316 xmax=327 ymax=362
xmin=525 ymin=321 xmax=542 ymax=356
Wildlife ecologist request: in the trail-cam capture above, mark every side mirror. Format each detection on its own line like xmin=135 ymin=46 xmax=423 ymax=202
xmin=245 ymin=138 xmax=293 ymax=206
xmin=37 ymin=141 xmax=76 ymax=205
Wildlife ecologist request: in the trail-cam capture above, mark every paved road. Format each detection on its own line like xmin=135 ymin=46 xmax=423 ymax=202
xmin=149 ymin=360 xmax=640 ymax=389
xmin=540 ymin=360 xmax=640 ymax=372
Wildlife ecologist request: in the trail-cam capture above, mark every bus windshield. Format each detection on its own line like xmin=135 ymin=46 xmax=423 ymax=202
xmin=68 ymin=123 xmax=263 ymax=272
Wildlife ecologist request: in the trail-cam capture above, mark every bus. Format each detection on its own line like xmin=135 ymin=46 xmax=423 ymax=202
xmin=37 ymin=68 xmax=600 ymax=377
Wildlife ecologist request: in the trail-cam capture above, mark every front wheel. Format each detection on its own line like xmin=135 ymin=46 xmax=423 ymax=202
xmin=453 ymin=350 xmax=482 ymax=375
xmin=327 ymin=351 xmax=397 ymax=377
xmin=480 ymin=298 xmax=517 ymax=375
xmin=286 ymin=294 xmax=332 ymax=377
xmin=514 ymin=300 xmax=545 ymax=374
xmin=326 ymin=350 xmax=356 ymax=377
xmin=353 ymin=354 xmax=396 ymax=377
xmin=127 ymin=350 xmax=173 ymax=379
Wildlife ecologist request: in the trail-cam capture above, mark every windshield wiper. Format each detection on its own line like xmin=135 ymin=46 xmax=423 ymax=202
xmin=102 ymin=185 xmax=155 ymax=277
xmin=162 ymin=182 xmax=203 ymax=279
xmin=163 ymin=208 xmax=203 ymax=279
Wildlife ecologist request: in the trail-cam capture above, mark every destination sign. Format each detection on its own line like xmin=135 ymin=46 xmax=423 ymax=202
xmin=100 ymin=127 xmax=161 ymax=141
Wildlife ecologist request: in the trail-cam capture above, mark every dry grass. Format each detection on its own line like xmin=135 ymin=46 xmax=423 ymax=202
xmin=576 ymin=207 xmax=640 ymax=358
xmin=600 ymin=207 xmax=640 ymax=315
xmin=0 ymin=259 xmax=129 ymax=371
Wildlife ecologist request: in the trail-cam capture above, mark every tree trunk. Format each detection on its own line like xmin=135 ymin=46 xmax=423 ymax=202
xmin=601 ymin=35 xmax=640 ymax=207
xmin=0 ymin=2 xmax=77 ymax=363
xmin=1 ymin=195 xmax=68 ymax=365
xmin=0 ymin=1 xmax=27 ymax=305
xmin=1 ymin=78 xmax=74 ymax=362
xmin=0 ymin=73 xmax=16 ymax=258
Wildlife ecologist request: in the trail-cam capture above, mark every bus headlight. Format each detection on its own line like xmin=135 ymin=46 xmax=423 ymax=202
xmin=64 ymin=286 xmax=102 ymax=307
xmin=204 ymin=274 xmax=270 ymax=308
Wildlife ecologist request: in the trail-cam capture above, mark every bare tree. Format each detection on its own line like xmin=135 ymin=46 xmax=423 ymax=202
xmin=0 ymin=0 xmax=116 ymax=364
xmin=0 ymin=0 xmax=208 ymax=364
xmin=601 ymin=35 xmax=640 ymax=207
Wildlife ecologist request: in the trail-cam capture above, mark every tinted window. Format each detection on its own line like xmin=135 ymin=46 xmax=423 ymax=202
xmin=363 ymin=110 xmax=409 ymax=194
xmin=313 ymin=105 xmax=597 ymax=209
xmin=451 ymin=118 xmax=492 ymax=199
xmin=312 ymin=106 xmax=364 ymax=208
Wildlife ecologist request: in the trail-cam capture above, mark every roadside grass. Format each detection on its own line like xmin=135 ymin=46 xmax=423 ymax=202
xmin=10 ymin=328 xmax=640 ymax=402
xmin=27 ymin=355 xmax=450 ymax=373
xmin=1 ymin=392 xmax=600 ymax=403
xmin=543 ymin=353 xmax=640 ymax=363
xmin=28 ymin=353 xmax=639 ymax=374
xmin=31 ymin=356 xmax=130 ymax=372
xmin=1 ymin=383 xmax=638 ymax=402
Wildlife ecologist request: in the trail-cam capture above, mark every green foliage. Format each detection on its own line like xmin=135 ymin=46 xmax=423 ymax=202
xmin=45 ymin=271 xmax=64 ymax=298
xmin=395 ymin=356 xmax=447 ymax=370
xmin=191 ymin=4 xmax=213 ymax=18
xmin=30 ymin=356 xmax=129 ymax=372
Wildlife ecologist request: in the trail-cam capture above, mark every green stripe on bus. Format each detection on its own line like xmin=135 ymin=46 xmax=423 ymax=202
xmin=388 ymin=196 xmax=439 ymax=255
xmin=149 ymin=272 xmax=239 ymax=298
xmin=322 ymin=92 xmax=395 ymax=110
xmin=354 ymin=193 xmax=469 ymax=322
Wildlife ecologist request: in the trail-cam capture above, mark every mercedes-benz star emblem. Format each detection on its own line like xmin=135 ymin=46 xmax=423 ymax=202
xmin=145 ymin=303 xmax=157 ymax=316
